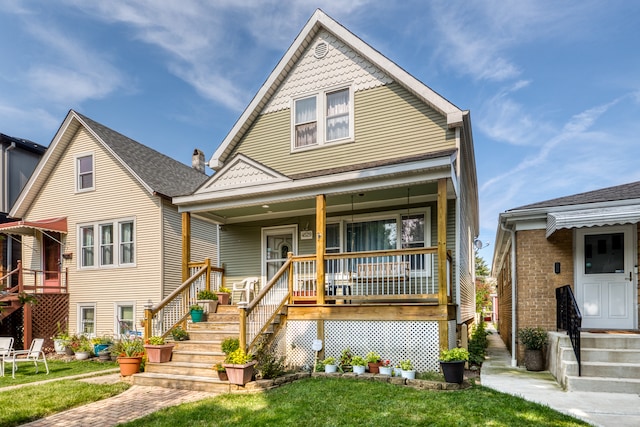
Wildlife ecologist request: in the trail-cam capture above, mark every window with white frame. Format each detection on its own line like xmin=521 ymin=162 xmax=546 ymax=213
xmin=76 ymin=154 xmax=94 ymax=191
xmin=293 ymin=86 xmax=352 ymax=149
xmin=79 ymin=304 xmax=95 ymax=335
xmin=116 ymin=303 xmax=135 ymax=337
xmin=341 ymin=210 xmax=429 ymax=252
xmin=78 ymin=218 xmax=135 ymax=268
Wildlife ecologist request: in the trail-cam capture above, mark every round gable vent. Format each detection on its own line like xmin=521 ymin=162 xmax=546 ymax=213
xmin=314 ymin=42 xmax=328 ymax=59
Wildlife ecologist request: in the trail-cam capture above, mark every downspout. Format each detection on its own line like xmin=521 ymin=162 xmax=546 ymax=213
xmin=500 ymin=220 xmax=518 ymax=367
xmin=3 ymin=142 xmax=16 ymax=212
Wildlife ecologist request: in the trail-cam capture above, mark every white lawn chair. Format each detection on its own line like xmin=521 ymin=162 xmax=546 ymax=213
xmin=231 ymin=277 xmax=260 ymax=304
xmin=0 ymin=337 xmax=14 ymax=377
xmin=9 ymin=338 xmax=49 ymax=379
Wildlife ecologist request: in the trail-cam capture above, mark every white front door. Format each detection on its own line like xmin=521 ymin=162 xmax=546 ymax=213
xmin=576 ymin=225 xmax=636 ymax=329
xmin=262 ymin=225 xmax=297 ymax=282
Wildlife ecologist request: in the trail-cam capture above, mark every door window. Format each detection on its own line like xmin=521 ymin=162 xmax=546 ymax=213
xmin=584 ymin=233 xmax=624 ymax=274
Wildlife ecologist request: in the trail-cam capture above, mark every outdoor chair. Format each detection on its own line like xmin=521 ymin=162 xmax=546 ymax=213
xmin=9 ymin=338 xmax=49 ymax=379
xmin=231 ymin=277 xmax=260 ymax=304
xmin=0 ymin=337 xmax=14 ymax=377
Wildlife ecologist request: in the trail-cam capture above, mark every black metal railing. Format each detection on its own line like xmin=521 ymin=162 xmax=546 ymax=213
xmin=556 ymin=284 xmax=582 ymax=376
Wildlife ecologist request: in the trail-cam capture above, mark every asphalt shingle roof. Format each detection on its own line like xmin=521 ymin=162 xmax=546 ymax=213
xmin=511 ymin=181 xmax=640 ymax=211
xmin=75 ymin=112 xmax=208 ymax=198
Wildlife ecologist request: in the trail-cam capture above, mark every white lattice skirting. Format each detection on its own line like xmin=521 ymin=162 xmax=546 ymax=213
xmin=285 ymin=320 xmax=444 ymax=372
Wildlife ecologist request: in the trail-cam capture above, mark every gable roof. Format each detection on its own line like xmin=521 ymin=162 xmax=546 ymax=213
xmin=209 ymin=8 xmax=464 ymax=170
xmin=509 ymin=181 xmax=640 ymax=212
xmin=0 ymin=133 xmax=46 ymax=155
xmin=10 ymin=110 xmax=208 ymax=218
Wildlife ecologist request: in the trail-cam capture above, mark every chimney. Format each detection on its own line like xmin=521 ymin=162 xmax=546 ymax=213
xmin=192 ymin=148 xmax=205 ymax=173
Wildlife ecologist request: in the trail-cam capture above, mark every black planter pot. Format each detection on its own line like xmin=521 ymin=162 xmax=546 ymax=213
xmin=440 ymin=361 xmax=465 ymax=384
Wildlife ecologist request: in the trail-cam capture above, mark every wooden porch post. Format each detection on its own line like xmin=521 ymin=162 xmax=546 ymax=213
xmin=182 ymin=212 xmax=191 ymax=282
xmin=316 ymin=194 xmax=326 ymax=305
xmin=437 ymin=178 xmax=449 ymax=350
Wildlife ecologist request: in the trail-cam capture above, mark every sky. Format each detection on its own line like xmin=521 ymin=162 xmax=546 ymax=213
xmin=1 ymin=0 xmax=639 ymax=266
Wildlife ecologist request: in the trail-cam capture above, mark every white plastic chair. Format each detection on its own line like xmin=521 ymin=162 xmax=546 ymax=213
xmin=9 ymin=338 xmax=49 ymax=379
xmin=0 ymin=337 xmax=14 ymax=377
xmin=231 ymin=277 xmax=260 ymax=304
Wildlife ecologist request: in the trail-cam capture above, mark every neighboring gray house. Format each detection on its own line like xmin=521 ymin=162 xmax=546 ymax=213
xmin=1 ymin=133 xmax=46 ymax=280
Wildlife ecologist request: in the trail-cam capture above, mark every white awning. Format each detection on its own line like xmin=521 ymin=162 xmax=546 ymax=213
xmin=546 ymin=206 xmax=640 ymax=237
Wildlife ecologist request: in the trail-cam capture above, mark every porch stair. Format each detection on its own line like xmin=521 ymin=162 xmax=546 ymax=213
xmin=132 ymin=304 xmax=285 ymax=392
xmin=550 ymin=331 xmax=640 ymax=393
xmin=0 ymin=295 xmax=21 ymax=320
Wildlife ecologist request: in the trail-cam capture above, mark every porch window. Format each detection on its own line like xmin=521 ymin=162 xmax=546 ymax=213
xmin=76 ymin=154 xmax=94 ymax=191
xmin=80 ymin=226 xmax=94 ymax=267
xmin=78 ymin=218 xmax=135 ymax=268
xmin=79 ymin=304 xmax=95 ymax=335
xmin=345 ymin=213 xmax=428 ymax=252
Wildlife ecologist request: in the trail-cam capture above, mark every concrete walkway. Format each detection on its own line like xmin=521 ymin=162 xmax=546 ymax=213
xmin=19 ymin=374 xmax=217 ymax=426
xmin=480 ymin=327 xmax=640 ymax=427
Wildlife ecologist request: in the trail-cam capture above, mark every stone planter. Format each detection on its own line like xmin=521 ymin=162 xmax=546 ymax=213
xmin=524 ymin=349 xmax=544 ymax=371
xmin=223 ymin=361 xmax=257 ymax=385
xmin=98 ymin=350 xmax=111 ymax=362
xmin=144 ymin=344 xmax=174 ymax=363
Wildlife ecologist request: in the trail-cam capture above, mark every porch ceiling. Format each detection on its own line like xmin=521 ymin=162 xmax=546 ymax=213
xmin=199 ymin=182 xmax=443 ymax=224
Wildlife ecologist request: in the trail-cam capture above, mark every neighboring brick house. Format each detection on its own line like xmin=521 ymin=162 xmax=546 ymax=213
xmin=492 ymin=181 xmax=640 ymax=364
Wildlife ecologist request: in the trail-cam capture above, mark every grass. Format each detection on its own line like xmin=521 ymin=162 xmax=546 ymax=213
xmin=0 ymin=380 xmax=129 ymax=427
xmin=0 ymin=359 xmax=119 ymax=386
xmin=120 ymin=376 xmax=591 ymax=427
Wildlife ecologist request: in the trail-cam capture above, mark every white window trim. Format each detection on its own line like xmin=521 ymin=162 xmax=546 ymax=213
xmin=115 ymin=301 xmax=136 ymax=337
xmin=75 ymin=152 xmax=95 ymax=193
xmin=77 ymin=217 xmax=136 ymax=269
xmin=291 ymin=84 xmax=354 ymax=152
xmin=77 ymin=303 xmax=96 ymax=337
xmin=327 ymin=207 xmax=431 ymax=251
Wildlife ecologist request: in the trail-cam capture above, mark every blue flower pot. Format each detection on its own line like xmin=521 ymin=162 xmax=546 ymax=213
xmin=191 ymin=310 xmax=204 ymax=323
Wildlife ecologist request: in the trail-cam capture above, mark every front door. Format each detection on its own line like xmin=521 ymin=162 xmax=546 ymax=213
xmin=43 ymin=233 xmax=61 ymax=292
xmin=262 ymin=226 xmax=297 ymax=282
xmin=576 ymin=226 xmax=635 ymax=329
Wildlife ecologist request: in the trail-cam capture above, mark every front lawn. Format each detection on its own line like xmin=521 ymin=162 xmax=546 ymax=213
xmin=120 ymin=376 xmax=590 ymax=426
xmin=0 ymin=359 xmax=118 ymax=386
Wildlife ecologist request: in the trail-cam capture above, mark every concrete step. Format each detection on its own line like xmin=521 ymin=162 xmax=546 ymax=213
xmin=580 ymin=333 xmax=640 ymax=349
xmin=133 ymin=372 xmax=232 ymax=393
xmin=579 ymin=348 xmax=640 ymax=364
xmin=145 ymin=361 xmax=219 ymax=378
xmin=565 ymin=375 xmax=640 ymax=393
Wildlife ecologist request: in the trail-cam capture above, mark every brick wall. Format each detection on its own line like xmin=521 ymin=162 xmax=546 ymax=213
xmin=515 ymin=228 xmax=573 ymax=361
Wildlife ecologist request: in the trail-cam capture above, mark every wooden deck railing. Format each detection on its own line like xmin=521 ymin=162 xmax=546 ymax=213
xmin=143 ymin=258 xmax=224 ymax=340
xmin=0 ymin=260 xmax=68 ymax=294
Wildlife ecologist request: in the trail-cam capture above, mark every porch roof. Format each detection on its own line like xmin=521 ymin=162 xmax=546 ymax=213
xmin=0 ymin=217 xmax=67 ymax=235
xmin=546 ymin=205 xmax=640 ymax=237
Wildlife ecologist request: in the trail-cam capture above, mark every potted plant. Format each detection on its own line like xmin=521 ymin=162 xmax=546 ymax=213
xmin=399 ymin=359 xmax=415 ymax=380
xmin=223 ymin=348 xmax=256 ymax=385
xmin=221 ymin=337 xmax=240 ymax=355
xmin=190 ymin=304 xmax=204 ymax=323
xmin=365 ymin=351 xmax=381 ymax=373
xmin=213 ymin=363 xmax=228 ymax=381
xmin=117 ymin=337 xmax=145 ymax=376
xmin=322 ymin=356 xmax=338 ymax=373
xmin=74 ymin=337 xmax=93 ymax=360
xmin=144 ymin=336 xmax=175 ymax=363
xmin=518 ymin=327 xmax=547 ymax=371
xmin=197 ymin=289 xmax=219 ymax=315
xmin=339 ymin=348 xmax=353 ymax=372
xmin=216 ymin=287 xmax=232 ymax=305
xmin=379 ymin=359 xmax=393 ymax=376
xmin=91 ymin=335 xmax=113 ymax=355
xmin=439 ymin=347 xmax=469 ymax=384
xmin=351 ymin=355 xmax=366 ymax=375
xmin=51 ymin=321 xmax=70 ymax=355
xmin=171 ymin=326 xmax=189 ymax=341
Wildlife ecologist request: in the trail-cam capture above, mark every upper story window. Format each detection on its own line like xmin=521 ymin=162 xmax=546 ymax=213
xmin=79 ymin=218 xmax=135 ymax=269
xmin=293 ymin=86 xmax=352 ymax=150
xmin=76 ymin=154 xmax=94 ymax=192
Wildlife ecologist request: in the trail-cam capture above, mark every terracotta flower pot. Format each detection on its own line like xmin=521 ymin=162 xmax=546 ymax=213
xmin=367 ymin=361 xmax=380 ymax=374
xmin=223 ymin=361 xmax=257 ymax=385
xmin=216 ymin=292 xmax=230 ymax=305
xmin=117 ymin=356 xmax=142 ymax=376
xmin=144 ymin=344 xmax=174 ymax=363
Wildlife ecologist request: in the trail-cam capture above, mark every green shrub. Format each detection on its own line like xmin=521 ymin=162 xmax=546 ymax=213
xmin=468 ymin=320 xmax=490 ymax=365
xmin=254 ymin=337 xmax=285 ymax=379
xmin=439 ymin=347 xmax=469 ymax=362
xmin=197 ymin=289 xmax=218 ymax=300
xmin=518 ymin=327 xmax=547 ymax=350
xmin=350 ymin=355 xmax=366 ymax=366
xmin=221 ymin=337 xmax=240 ymax=355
